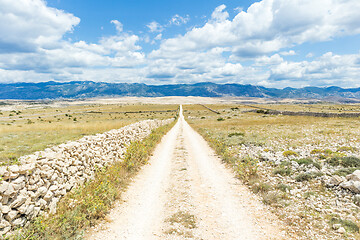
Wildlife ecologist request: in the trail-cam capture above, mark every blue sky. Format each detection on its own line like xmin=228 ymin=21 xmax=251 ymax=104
xmin=0 ymin=0 xmax=360 ymax=88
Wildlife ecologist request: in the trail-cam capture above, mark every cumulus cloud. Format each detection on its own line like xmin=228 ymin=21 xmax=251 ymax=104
xmin=268 ymin=52 xmax=360 ymax=87
xmin=0 ymin=0 xmax=80 ymax=53
xmin=169 ymin=14 xmax=190 ymax=26
xmin=147 ymin=21 xmax=163 ymax=33
xmin=211 ymin=4 xmax=229 ymax=22
xmin=280 ymin=50 xmax=296 ymax=56
xmin=0 ymin=0 xmax=360 ymax=88
xmin=111 ymin=20 xmax=123 ymax=33
xmin=157 ymin=0 xmax=360 ymax=57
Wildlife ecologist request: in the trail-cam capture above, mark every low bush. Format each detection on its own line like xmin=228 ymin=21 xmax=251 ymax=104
xmin=234 ymin=156 xmax=258 ymax=181
xmin=251 ymin=181 xmax=272 ymax=193
xmin=276 ymin=183 xmax=291 ymax=192
xmin=228 ymin=132 xmax=245 ymax=137
xmin=295 ymin=158 xmax=321 ymax=169
xmin=337 ymin=146 xmax=357 ymax=152
xmin=262 ymin=191 xmax=282 ymax=206
xmin=283 ymin=150 xmax=299 ymax=157
xmin=334 ymin=167 xmax=360 ymax=176
xmin=327 ymin=156 xmax=360 ymax=167
xmin=329 ymin=218 xmax=359 ymax=233
xmin=295 ymin=172 xmax=323 ymax=182
xmin=273 ymin=167 xmax=292 ymax=176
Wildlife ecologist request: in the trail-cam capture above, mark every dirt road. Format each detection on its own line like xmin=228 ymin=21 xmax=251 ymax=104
xmin=87 ymin=106 xmax=285 ymax=240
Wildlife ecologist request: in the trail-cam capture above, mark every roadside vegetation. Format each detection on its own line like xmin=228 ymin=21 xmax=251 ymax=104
xmin=10 ymin=120 xmax=177 ymax=239
xmin=0 ymin=102 xmax=178 ymax=165
xmin=184 ymin=103 xmax=360 ymax=239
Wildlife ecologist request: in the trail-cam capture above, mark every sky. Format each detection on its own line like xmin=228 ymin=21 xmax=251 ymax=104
xmin=0 ymin=0 xmax=360 ymax=88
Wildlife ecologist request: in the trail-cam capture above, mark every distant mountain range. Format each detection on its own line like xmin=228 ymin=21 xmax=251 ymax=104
xmin=1 ymin=81 xmax=360 ymax=100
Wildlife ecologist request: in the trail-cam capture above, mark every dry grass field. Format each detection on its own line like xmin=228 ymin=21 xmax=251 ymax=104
xmin=0 ymin=102 xmax=178 ymax=165
xmin=184 ymin=103 xmax=360 ymax=239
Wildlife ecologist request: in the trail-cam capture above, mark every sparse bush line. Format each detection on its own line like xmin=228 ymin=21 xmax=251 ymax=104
xmin=9 ymin=120 xmax=176 ymax=240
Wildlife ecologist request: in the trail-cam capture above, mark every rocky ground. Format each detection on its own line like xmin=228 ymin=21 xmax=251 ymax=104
xmin=234 ymin=140 xmax=360 ymax=239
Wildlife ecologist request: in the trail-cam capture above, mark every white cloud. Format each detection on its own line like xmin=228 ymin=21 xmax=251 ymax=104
xmin=154 ymin=34 xmax=162 ymax=40
xmin=280 ymin=50 xmax=296 ymax=56
xmin=111 ymin=20 xmax=123 ymax=33
xmin=156 ymin=0 xmax=360 ymax=58
xmin=169 ymin=14 xmax=189 ymax=26
xmin=234 ymin=7 xmax=243 ymax=13
xmin=268 ymin=52 xmax=360 ymax=87
xmin=147 ymin=21 xmax=163 ymax=33
xmin=211 ymin=4 xmax=229 ymax=22
xmin=0 ymin=0 xmax=360 ymax=88
xmin=0 ymin=0 xmax=80 ymax=53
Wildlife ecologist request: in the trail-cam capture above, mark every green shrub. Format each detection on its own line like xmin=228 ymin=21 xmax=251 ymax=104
xmin=295 ymin=158 xmax=321 ymax=169
xmin=295 ymin=172 xmax=323 ymax=182
xmin=251 ymin=181 xmax=272 ymax=193
xmin=334 ymin=167 xmax=360 ymax=176
xmin=235 ymin=156 xmax=258 ymax=181
xmin=262 ymin=191 xmax=281 ymax=206
xmin=327 ymin=156 xmax=360 ymax=167
xmin=276 ymin=184 xmax=291 ymax=192
xmin=273 ymin=167 xmax=292 ymax=176
xmin=228 ymin=132 xmax=245 ymax=137
xmin=329 ymin=218 xmax=359 ymax=233
xmin=337 ymin=146 xmax=357 ymax=152
xmin=217 ymin=117 xmax=225 ymax=121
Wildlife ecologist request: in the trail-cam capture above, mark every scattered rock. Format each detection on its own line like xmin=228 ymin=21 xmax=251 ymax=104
xmin=340 ymin=180 xmax=360 ymax=193
xmin=337 ymin=227 xmax=346 ymax=234
xmin=333 ymin=224 xmax=341 ymax=230
xmin=346 ymin=170 xmax=360 ymax=182
xmin=329 ymin=175 xmax=344 ymax=186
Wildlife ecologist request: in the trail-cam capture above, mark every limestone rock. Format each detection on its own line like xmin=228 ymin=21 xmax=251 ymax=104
xmin=5 ymin=210 xmax=18 ymax=222
xmin=43 ymin=190 xmax=54 ymax=202
xmin=340 ymin=180 xmax=360 ymax=193
xmin=12 ymin=217 xmax=26 ymax=227
xmin=25 ymin=204 xmax=35 ymax=216
xmin=1 ymin=205 xmax=10 ymax=214
xmin=329 ymin=175 xmax=345 ymax=186
xmin=346 ymin=170 xmax=360 ymax=182
xmin=9 ymin=194 xmax=27 ymax=208
xmin=35 ymin=186 xmax=47 ymax=198
xmin=0 ymin=182 xmax=10 ymax=193
xmin=0 ymin=220 xmax=11 ymax=235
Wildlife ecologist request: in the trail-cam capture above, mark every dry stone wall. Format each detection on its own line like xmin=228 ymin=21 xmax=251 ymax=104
xmin=0 ymin=119 xmax=173 ymax=235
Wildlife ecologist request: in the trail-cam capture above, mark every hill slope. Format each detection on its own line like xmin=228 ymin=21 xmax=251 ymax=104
xmin=1 ymin=81 xmax=360 ymax=100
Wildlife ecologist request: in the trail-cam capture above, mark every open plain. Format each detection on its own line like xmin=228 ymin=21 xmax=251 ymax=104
xmin=1 ymin=97 xmax=360 ymax=239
